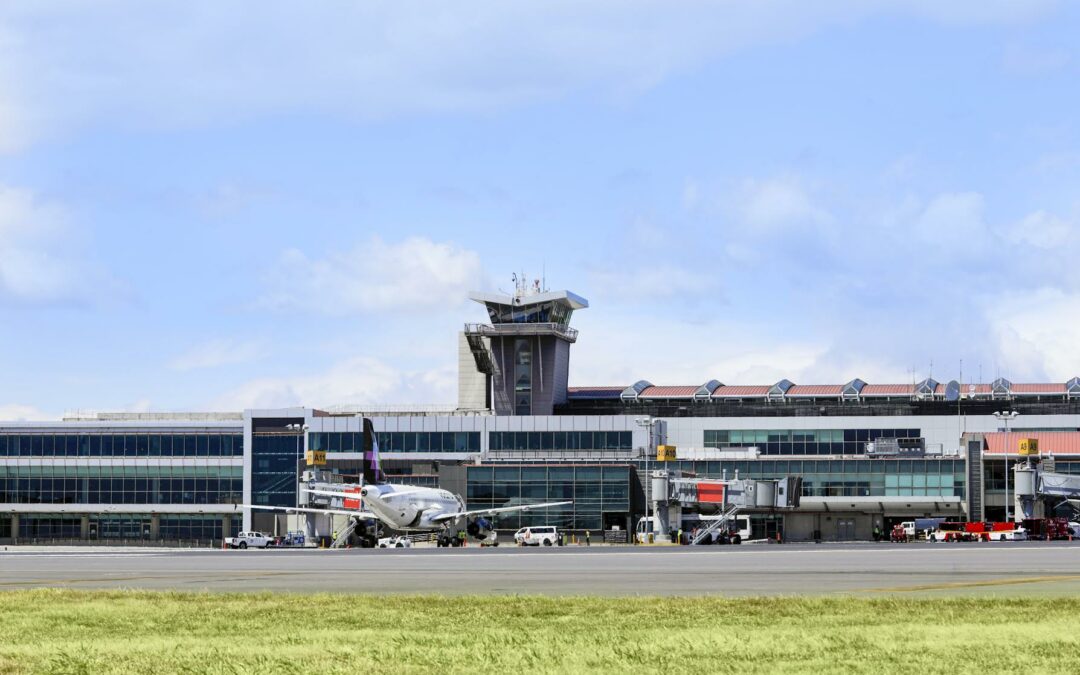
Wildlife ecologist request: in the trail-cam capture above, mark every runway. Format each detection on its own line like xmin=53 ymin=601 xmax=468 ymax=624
xmin=4 ymin=543 xmax=1080 ymax=596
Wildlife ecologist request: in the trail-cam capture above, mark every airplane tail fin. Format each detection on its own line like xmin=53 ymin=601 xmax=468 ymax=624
xmin=362 ymin=418 xmax=385 ymax=485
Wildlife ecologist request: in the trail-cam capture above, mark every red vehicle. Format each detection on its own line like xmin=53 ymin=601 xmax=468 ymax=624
xmin=890 ymin=524 xmax=908 ymax=543
xmin=928 ymin=521 xmax=1028 ymax=542
xmin=1023 ymin=518 xmax=1071 ymax=541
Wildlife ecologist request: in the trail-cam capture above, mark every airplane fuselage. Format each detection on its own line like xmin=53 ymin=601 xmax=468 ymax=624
xmin=360 ymin=483 xmax=465 ymax=531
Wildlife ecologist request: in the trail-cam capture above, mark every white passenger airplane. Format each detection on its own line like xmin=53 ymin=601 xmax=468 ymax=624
xmin=242 ymin=419 xmax=570 ymax=547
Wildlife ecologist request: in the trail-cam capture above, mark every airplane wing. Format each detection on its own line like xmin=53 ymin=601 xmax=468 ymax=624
xmin=302 ymin=487 xmax=430 ymax=500
xmin=235 ymin=503 xmax=377 ymax=519
xmin=429 ymin=501 xmax=573 ymax=524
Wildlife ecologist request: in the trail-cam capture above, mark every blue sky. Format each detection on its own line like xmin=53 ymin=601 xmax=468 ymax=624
xmin=2 ymin=1 xmax=1080 ymax=418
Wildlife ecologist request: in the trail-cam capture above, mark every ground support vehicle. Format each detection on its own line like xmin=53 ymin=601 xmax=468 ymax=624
xmin=890 ymin=524 xmax=909 ymax=542
xmin=635 ymin=515 xmax=751 ymax=544
xmin=272 ymin=531 xmax=307 ymax=547
xmin=378 ymin=536 xmax=412 ymax=548
xmin=927 ymin=521 xmax=1027 ymax=542
xmin=1023 ymin=517 xmax=1072 ymax=540
xmin=514 ymin=526 xmax=562 ymax=546
xmin=225 ymin=531 xmax=273 ymax=549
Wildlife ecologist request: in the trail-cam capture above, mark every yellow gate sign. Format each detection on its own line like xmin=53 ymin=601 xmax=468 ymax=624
xmin=306 ymin=450 xmax=327 ymax=466
xmin=1018 ymin=438 xmax=1039 ymax=456
xmin=656 ymin=445 xmax=677 ymax=461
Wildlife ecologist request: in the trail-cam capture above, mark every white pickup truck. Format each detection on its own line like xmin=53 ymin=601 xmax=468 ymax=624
xmin=225 ymin=531 xmax=273 ymax=549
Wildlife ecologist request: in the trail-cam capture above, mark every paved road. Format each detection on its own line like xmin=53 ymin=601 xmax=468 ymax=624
xmin=3 ymin=543 xmax=1080 ymax=596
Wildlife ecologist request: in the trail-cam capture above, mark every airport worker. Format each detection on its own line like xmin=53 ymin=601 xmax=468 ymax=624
xmin=585 ymin=530 xmax=591 ymax=546
xmin=332 ymin=529 xmax=337 ymax=542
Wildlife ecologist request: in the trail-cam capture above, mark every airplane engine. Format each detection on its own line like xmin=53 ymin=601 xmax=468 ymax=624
xmin=466 ymin=517 xmax=494 ymax=541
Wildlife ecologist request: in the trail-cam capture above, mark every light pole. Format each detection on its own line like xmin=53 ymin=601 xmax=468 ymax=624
xmin=635 ymin=417 xmax=658 ymax=541
xmin=993 ymin=411 xmax=1018 ymax=522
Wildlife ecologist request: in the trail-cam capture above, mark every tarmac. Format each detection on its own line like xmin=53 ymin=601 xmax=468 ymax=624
xmin=3 ymin=542 xmax=1080 ymax=596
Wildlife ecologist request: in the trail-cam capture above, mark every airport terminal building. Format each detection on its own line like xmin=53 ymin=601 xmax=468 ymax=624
xmin=4 ymin=285 xmax=1080 ymax=543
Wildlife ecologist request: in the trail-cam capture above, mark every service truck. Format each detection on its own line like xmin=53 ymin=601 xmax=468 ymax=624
xmin=225 ymin=531 xmax=273 ymax=549
xmin=636 ymin=514 xmax=751 ymax=544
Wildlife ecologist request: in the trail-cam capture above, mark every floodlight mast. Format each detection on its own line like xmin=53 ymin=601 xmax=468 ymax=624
xmin=635 ymin=417 xmax=659 ymax=541
xmin=992 ymin=411 xmax=1018 ymax=522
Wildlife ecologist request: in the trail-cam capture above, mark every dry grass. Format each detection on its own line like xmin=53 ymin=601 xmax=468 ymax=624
xmin=1 ymin=591 xmax=1079 ymax=673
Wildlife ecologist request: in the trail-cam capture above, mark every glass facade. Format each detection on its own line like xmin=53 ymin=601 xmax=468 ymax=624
xmin=13 ymin=514 xmax=239 ymax=541
xmin=703 ymin=428 xmax=921 ymax=455
xmin=466 ymin=464 xmax=631 ymax=530
xmin=0 ymin=433 xmax=243 ymax=457
xmin=654 ymin=459 xmax=964 ymax=498
xmin=489 ymin=431 xmax=633 ymax=451
xmin=485 ymin=300 xmax=573 ymax=326
xmin=0 ymin=465 xmax=243 ymax=504
xmin=310 ymin=431 xmax=481 ymax=453
xmin=252 ymin=433 xmax=304 ymax=507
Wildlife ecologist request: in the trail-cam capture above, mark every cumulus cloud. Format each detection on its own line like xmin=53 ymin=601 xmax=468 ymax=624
xmin=169 ymin=338 xmax=269 ymax=371
xmin=1003 ymin=210 xmax=1075 ymax=249
xmin=986 ymin=288 xmax=1080 ymax=380
xmin=734 ymin=175 xmax=834 ymax=232
xmin=259 ymin=236 xmax=484 ymax=315
xmin=0 ymin=185 xmax=122 ymax=305
xmin=212 ymin=356 xmax=456 ymax=410
xmin=0 ymin=1 xmax=1059 ymax=151
xmin=0 ymin=403 xmax=54 ymax=421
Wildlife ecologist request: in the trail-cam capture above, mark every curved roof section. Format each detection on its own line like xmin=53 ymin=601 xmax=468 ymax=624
xmin=565 ymin=379 xmax=1080 ymax=400
xmin=787 ymin=385 xmax=843 ymax=397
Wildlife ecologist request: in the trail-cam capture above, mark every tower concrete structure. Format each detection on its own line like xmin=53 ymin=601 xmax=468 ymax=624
xmin=462 ymin=278 xmax=588 ymax=416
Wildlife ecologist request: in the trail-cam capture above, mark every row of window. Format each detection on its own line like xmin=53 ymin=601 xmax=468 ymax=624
xmin=649 ymin=459 xmax=965 ymax=476
xmin=0 ymin=478 xmax=243 ymax=505
xmin=704 ymin=428 xmax=922 ymax=456
xmin=0 ymin=434 xmax=244 ymax=457
xmin=0 ymin=466 xmax=242 ymax=478
xmin=489 ymin=431 xmax=634 ymax=452
xmin=10 ymin=514 xmax=240 ymax=540
xmin=309 ymin=432 xmax=483 ymax=453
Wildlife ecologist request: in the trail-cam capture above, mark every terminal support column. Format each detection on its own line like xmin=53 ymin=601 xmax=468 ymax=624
xmin=150 ymin=514 xmax=160 ymax=539
xmin=10 ymin=514 xmax=18 ymax=543
xmin=221 ymin=515 xmax=232 ymax=540
xmin=80 ymin=515 xmax=90 ymax=539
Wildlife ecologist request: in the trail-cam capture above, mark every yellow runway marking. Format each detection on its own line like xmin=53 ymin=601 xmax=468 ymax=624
xmin=860 ymin=574 xmax=1080 ymax=593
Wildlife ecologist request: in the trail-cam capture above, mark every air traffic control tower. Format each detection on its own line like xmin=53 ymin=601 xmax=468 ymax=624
xmin=460 ymin=278 xmax=588 ymax=415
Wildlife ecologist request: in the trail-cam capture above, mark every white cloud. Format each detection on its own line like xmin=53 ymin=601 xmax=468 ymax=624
xmin=1003 ymin=210 xmax=1075 ymax=249
xmin=212 ymin=356 xmax=456 ymax=410
xmin=908 ymin=191 xmax=989 ymax=254
xmin=0 ymin=185 xmax=119 ymax=305
xmin=259 ymin=236 xmax=484 ymax=315
xmin=735 ymin=175 xmax=833 ymax=231
xmin=169 ymin=338 xmax=269 ymax=372
xmin=0 ymin=403 xmax=54 ymax=421
xmin=588 ymin=264 xmax=719 ymax=303
xmin=0 ymin=1 xmax=1059 ymax=151
xmin=986 ymin=288 xmax=1080 ymax=380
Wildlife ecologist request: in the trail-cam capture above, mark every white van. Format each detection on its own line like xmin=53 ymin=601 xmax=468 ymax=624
xmin=515 ymin=526 xmax=562 ymax=546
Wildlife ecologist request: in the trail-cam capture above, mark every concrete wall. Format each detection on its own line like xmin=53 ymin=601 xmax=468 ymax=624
xmin=457 ymin=332 xmax=490 ymax=411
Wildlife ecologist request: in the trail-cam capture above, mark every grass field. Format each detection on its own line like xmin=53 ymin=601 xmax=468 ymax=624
xmin=2 ymin=591 xmax=1080 ymax=674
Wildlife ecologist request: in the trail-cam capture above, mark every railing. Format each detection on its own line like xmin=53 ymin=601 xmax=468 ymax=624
xmin=464 ymin=322 xmax=579 ymax=342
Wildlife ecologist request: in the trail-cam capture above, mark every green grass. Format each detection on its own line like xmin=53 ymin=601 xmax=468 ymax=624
xmin=2 ymin=591 xmax=1080 ymax=674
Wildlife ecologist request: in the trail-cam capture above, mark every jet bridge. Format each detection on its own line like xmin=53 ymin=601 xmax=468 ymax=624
xmin=649 ymin=470 xmax=802 ymax=543
xmin=1013 ymin=455 xmax=1080 ymax=521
